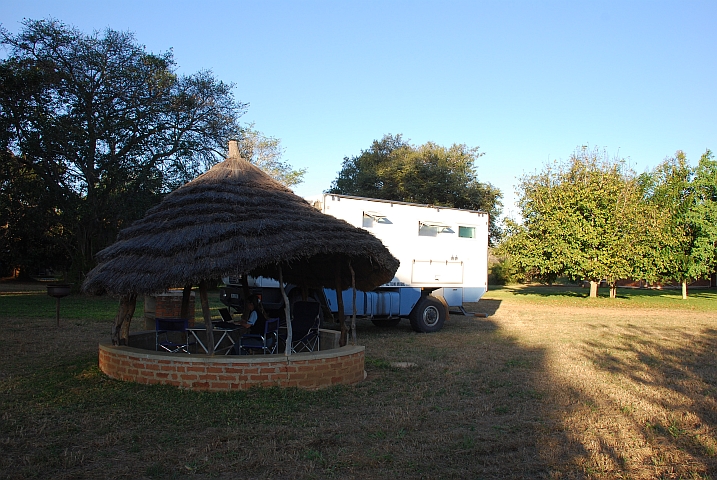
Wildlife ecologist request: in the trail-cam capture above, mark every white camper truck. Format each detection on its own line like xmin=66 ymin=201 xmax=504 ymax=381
xmin=220 ymin=194 xmax=489 ymax=333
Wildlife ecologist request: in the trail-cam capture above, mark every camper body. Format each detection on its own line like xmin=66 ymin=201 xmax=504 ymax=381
xmin=220 ymin=194 xmax=489 ymax=332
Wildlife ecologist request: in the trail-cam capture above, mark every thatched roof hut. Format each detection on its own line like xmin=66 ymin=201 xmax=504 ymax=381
xmin=82 ymin=144 xmax=399 ymax=296
xmin=82 ymin=141 xmax=399 ymax=351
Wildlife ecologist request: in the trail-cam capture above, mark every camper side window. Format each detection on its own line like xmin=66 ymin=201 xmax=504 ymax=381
xmin=363 ymin=211 xmax=388 ymax=228
xmin=419 ymin=222 xmax=454 ymax=237
xmin=459 ymin=226 xmax=475 ymax=238
xmin=418 ymin=224 xmax=438 ymax=237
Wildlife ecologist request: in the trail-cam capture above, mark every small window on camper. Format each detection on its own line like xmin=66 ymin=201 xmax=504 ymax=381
xmin=459 ymin=226 xmax=476 ymax=238
xmin=419 ymin=221 xmax=454 ymax=236
xmin=363 ymin=211 xmax=387 ymax=228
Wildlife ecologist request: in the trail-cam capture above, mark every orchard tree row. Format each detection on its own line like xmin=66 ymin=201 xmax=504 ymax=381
xmin=499 ymin=147 xmax=717 ymax=298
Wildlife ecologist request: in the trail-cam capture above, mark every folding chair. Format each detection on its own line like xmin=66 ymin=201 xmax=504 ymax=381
xmin=289 ymin=301 xmax=321 ymax=353
xmin=155 ymin=317 xmax=195 ymax=354
xmin=238 ymin=317 xmax=280 ymax=355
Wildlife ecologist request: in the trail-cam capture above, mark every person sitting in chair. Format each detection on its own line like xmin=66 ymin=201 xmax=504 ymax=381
xmin=236 ymin=295 xmax=267 ymax=335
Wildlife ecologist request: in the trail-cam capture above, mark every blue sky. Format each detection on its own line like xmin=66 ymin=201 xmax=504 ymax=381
xmin=2 ymin=1 xmax=715 ymax=219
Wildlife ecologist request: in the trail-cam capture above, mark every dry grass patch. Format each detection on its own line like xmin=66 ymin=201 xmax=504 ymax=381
xmin=0 ymin=282 xmax=716 ymax=479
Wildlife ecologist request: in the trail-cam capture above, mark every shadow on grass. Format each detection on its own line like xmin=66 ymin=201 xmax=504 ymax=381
xmin=460 ymin=298 xmax=503 ymax=318
xmin=499 ymin=284 xmax=589 ymax=298
xmin=495 ymin=284 xmax=717 ymax=303
xmin=578 ymin=326 xmax=717 ymax=476
xmin=0 ymin=300 xmax=591 ymax=479
xmin=348 ymin=314 xmax=588 ymax=478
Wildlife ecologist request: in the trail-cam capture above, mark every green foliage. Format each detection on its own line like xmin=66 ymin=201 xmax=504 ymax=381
xmin=237 ymin=123 xmax=306 ymax=187
xmin=500 ymin=147 xmax=650 ymax=295
xmin=488 ymin=253 xmax=518 ymax=285
xmin=0 ymin=19 xmax=245 ymax=280
xmin=690 ymin=150 xmax=717 ymax=273
xmin=328 ymin=134 xmax=503 ymax=243
xmin=640 ymin=150 xmax=717 ymax=297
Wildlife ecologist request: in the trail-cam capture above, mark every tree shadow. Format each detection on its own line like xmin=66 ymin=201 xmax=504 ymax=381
xmin=504 ymin=285 xmax=590 ymax=298
xmin=577 ymin=325 xmax=717 ymax=475
xmin=463 ymin=298 xmax=503 ymax=317
xmin=349 ymin=313 xmax=587 ymax=478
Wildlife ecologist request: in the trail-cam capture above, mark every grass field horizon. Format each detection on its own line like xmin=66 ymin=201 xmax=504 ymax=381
xmin=1 ymin=281 xmax=715 ymax=479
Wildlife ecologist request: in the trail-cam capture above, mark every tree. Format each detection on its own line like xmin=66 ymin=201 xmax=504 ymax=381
xmin=641 ymin=150 xmax=717 ymax=298
xmin=0 ymin=19 xmax=246 ymax=281
xmin=690 ymin=150 xmax=717 ymax=279
xmin=237 ymin=124 xmax=305 ymax=188
xmin=328 ymin=134 xmax=503 ymax=243
xmin=640 ymin=152 xmax=697 ymax=298
xmin=500 ymin=147 xmax=651 ymax=297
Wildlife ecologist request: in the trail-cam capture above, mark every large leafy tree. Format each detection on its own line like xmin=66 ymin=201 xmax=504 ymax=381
xmin=640 ymin=150 xmax=717 ymax=298
xmin=690 ymin=151 xmax=717 ymax=277
xmin=0 ymin=19 xmax=246 ymax=281
xmin=328 ymin=134 xmax=503 ymax=243
xmin=500 ymin=147 xmax=652 ymax=297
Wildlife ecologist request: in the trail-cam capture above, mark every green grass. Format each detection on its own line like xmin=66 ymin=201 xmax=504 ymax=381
xmin=0 ymin=292 xmax=127 ymax=322
xmin=0 ymin=286 xmax=225 ymax=322
xmin=485 ymin=284 xmax=717 ymax=310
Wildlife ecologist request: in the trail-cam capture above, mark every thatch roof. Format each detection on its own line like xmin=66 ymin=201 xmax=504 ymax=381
xmin=82 ymin=147 xmax=399 ymax=296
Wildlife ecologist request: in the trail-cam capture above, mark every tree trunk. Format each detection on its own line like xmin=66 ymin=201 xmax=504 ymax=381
xmin=112 ymin=293 xmax=137 ymax=346
xmin=610 ymin=283 xmax=617 ymax=298
xmin=682 ymin=280 xmax=688 ymax=300
xmin=589 ymin=281 xmax=598 ymax=298
xmin=199 ymin=280 xmax=215 ymax=355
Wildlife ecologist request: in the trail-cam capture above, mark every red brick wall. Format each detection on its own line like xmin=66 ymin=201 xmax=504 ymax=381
xmin=153 ymin=291 xmax=196 ymax=326
xmin=98 ymin=344 xmax=365 ymax=391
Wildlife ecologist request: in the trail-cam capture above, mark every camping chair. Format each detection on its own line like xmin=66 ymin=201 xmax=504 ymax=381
xmin=289 ymin=301 xmax=321 ymax=353
xmin=155 ymin=317 xmax=195 ymax=354
xmin=238 ymin=317 xmax=280 ymax=355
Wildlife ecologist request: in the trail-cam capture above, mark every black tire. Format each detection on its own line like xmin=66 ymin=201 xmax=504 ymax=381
xmin=409 ymin=296 xmax=446 ymax=333
xmin=371 ymin=318 xmax=401 ymax=327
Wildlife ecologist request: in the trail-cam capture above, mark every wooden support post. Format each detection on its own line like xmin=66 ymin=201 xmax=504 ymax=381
xmin=180 ymin=284 xmax=192 ymax=320
xmin=335 ymin=264 xmax=347 ymax=347
xmin=112 ymin=293 xmax=137 ymax=346
xmin=199 ymin=280 xmax=215 ymax=355
xmin=241 ymin=275 xmax=251 ymax=317
xmin=279 ymin=266 xmax=292 ymax=356
xmin=349 ymin=261 xmax=357 ymax=346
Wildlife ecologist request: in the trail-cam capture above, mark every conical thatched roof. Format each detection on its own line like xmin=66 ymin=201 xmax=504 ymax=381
xmin=82 ymin=146 xmax=399 ymax=296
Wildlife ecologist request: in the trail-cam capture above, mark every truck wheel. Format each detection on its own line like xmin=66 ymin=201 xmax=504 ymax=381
xmin=409 ymin=296 xmax=446 ymax=333
xmin=371 ymin=318 xmax=401 ymax=327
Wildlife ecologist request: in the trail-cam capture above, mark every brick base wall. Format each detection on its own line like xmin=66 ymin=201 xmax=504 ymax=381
xmin=98 ymin=343 xmax=365 ymax=391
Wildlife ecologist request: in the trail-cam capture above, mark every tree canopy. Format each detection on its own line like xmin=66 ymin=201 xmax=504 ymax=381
xmin=328 ymin=134 xmax=503 ymax=243
xmin=500 ymin=148 xmax=656 ymax=297
xmin=500 ymin=147 xmax=716 ymax=298
xmin=640 ymin=150 xmax=717 ymax=297
xmin=0 ymin=19 xmax=245 ymax=280
xmin=236 ymin=124 xmax=305 ymax=188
